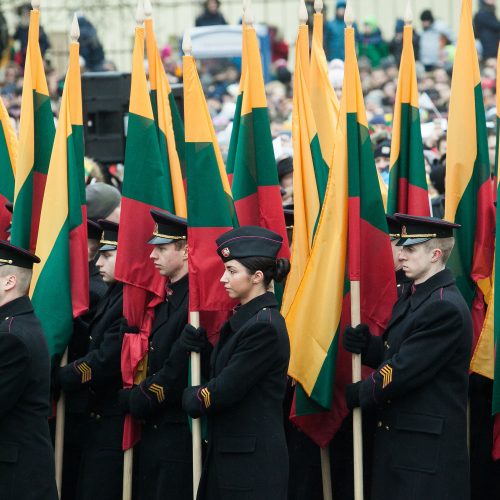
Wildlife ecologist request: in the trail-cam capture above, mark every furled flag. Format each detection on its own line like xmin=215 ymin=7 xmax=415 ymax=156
xmin=0 ymin=95 xmax=17 ymax=240
xmin=11 ymin=6 xmax=55 ymax=252
xmin=288 ymin=23 xmax=397 ymax=447
xmin=116 ymin=23 xmax=172 ymax=449
xmin=226 ymin=18 xmax=289 ymax=259
xmin=145 ymin=10 xmax=186 ymax=216
xmin=310 ymin=5 xmax=340 ymax=170
xmin=281 ymin=20 xmax=329 ymax=318
xmin=30 ymin=16 xmax=88 ymax=359
xmin=183 ymin=42 xmax=237 ymax=322
xmin=387 ymin=21 xmax=429 ymax=216
xmin=470 ymin=41 xmax=500 ymax=461
xmin=444 ymin=0 xmax=495 ymax=346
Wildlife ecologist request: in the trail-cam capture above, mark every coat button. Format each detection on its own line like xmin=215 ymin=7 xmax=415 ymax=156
xmin=89 ymin=336 xmax=93 ymax=341
xmin=153 ymin=424 xmax=158 ymax=430
xmin=96 ymin=414 xmax=101 ymax=420
xmin=377 ymin=421 xmax=382 ymax=428
xmin=385 ymin=425 xmax=390 ymax=431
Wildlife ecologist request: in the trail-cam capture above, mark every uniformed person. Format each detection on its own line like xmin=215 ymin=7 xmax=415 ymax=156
xmin=183 ymin=226 xmax=291 ymax=500
xmin=61 ymin=219 xmax=108 ymax=500
xmin=343 ymin=214 xmax=472 ymax=500
xmin=0 ymin=240 xmax=57 ymax=500
xmin=386 ymin=214 xmax=411 ymax=295
xmin=119 ymin=210 xmax=202 ymax=500
xmin=58 ymin=220 xmax=124 ymax=500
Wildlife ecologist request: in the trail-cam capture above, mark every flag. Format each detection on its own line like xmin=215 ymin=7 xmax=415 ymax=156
xmin=387 ymin=23 xmax=429 ymax=216
xmin=281 ymin=23 xmax=329 ymax=317
xmin=145 ymin=16 xmax=186 ymax=216
xmin=444 ymin=0 xmax=495 ymax=346
xmin=11 ymin=8 xmax=55 ymax=252
xmin=226 ymin=23 xmax=289 ymax=259
xmin=310 ymin=10 xmax=340 ymax=170
xmin=288 ymin=25 xmax=397 ymax=447
xmin=30 ymin=26 xmax=88 ymax=359
xmin=0 ymin=95 xmax=17 ymax=240
xmin=470 ymin=41 xmax=500 ymax=461
xmin=183 ymin=50 xmax=237 ymax=318
xmin=116 ymin=26 xmax=173 ymax=449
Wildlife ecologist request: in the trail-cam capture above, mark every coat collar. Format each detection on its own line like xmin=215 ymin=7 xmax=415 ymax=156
xmin=229 ymin=292 xmax=277 ymax=332
xmin=166 ymin=274 xmax=188 ymax=310
xmin=410 ymin=268 xmax=455 ymax=311
xmin=0 ymin=295 xmax=34 ymax=318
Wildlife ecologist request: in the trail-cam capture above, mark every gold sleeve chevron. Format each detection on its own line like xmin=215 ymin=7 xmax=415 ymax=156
xmin=76 ymin=362 xmax=92 ymax=383
xmin=148 ymin=383 xmax=165 ymax=403
xmin=379 ymin=364 xmax=393 ymax=389
xmin=200 ymin=386 xmax=211 ymax=408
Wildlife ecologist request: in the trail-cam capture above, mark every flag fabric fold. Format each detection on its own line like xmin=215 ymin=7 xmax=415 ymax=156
xmin=11 ymin=8 xmax=55 ymax=252
xmin=388 ymin=24 xmax=429 ymax=216
xmin=444 ymin=0 xmax=495 ymax=347
xmin=116 ymin=26 xmax=173 ymax=449
xmin=30 ymin=38 xmax=88 ymax=359
xmin=288 ymin=26 xmax=396 ymax=447
xmin=226 ymin=23 xmax=289 ymax=259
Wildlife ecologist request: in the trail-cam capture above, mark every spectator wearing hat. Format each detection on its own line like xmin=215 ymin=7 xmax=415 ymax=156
xmin=344 ymin=214 xmax=471 ymax=500
xmin=85 ymin=182 xmax=121 ymax=223
xmin=358 ymin=17 xmax=389 ymax=69
xmin=277 ymin=156 xmax=293 ymax=206
xmin=474 ymin=0 xmax=500 ymax=61
xmin=119 ymin=210 xmax=205 ymax=500
xmin=58 ymin=220 xmax=124 ymax=500
xmin=0 ymin=241 xmax=58 ymax=500
xmin=374 ymin=140 xmax=391 ymax=186
xmin=195 ymin=0 xmax=227 ymax=27
xmin=419 ymin=9 xmax=454 ymax=71
xmin=389 ymin=18 xmax=420 ymax=66
xmin=325 ymin=1 xmax=348 ymax=62
xmin=183 ymin=226 xmax=291 ymax=499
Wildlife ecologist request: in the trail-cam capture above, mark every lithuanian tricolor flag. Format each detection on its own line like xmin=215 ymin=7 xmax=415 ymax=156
xmin=444 ymin=0 xmax=495 ymax=345
xmin=310 ymin=8 xmax=340 ymax=170
xmin=288 ymin=25 xmax=396 ymax=447
xmin=145 ymin=15 xmax=186 ymax=216
xmin=183 ymin=51 xmax=237 ymax=315
xmin=226 ymin=23 xmax=289 ymax=258
xmin=0 ymin=95 xmax=17 ymax=240
xmin=30 ymin=25 xmax=88 ymax=359
xmin=388 ymin=23 xmax=429 ymax=216
xmin=11 ymin=7 xmax=55 ymax=252
xmin=281 ymin=23 xmax=329 ymax=318
xmin=116 ymin=26 xmax=173 ymax=449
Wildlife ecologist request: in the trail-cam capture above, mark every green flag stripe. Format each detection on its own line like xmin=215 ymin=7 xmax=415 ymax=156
xmin=33 ymin=90 xmax=56 ymax=175
xmin=168 ymin=92 xmax=186 ymax=178
xmin=226 ymin=92 xmax=243 ymax=177
xmin=0 ymin=124 xmax=14 ymax=200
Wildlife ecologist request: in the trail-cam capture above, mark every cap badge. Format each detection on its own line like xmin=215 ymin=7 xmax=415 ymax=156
xmin=401 ymin=225 xmax=408 ymax=237
xmin=221 ymin=247 xmax=230 ymax=258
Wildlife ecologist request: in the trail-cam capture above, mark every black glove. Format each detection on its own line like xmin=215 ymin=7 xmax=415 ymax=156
xmin=50 ymin=354 xmax=62 ymax=400
xmin=182 ymin=386 xmax=203 ymax=418
xmin=343 ymin=324 xmax=370 ymax=355
xmin=118 ymin=388 xmax=133 ymax=414
xmin=345 ymin=382 xmax=361 ymax=410
xmin=179 ymin=325 xmax=208 ymax=353
xmin=120 ymin=318 xmax=140 ymax=335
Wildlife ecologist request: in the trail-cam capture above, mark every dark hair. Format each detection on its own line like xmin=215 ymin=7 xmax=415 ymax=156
xmin=237 ymin=256 xmax=291 ymax=286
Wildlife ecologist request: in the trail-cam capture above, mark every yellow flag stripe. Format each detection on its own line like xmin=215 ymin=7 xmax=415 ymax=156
xmin=345 ymin=28 xmax=368 ymax=127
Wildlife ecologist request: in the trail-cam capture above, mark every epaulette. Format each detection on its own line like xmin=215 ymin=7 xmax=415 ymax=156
xmin=255 ymin=307 xmax=272 ymax=324
xmin=0 ymin=316 xmax=14 ymax=333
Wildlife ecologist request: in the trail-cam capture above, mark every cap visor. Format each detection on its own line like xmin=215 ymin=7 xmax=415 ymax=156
xmin=99 ymin=244 xmax=117 ymax=251
xmin=147 ymin=236 xmax=176 ymax=245
xmin=396 ymin=237 xmax=431 ymax=247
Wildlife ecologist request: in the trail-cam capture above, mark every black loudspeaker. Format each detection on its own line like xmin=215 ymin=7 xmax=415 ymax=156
xmin=82 ymin=72 xmax=131 ymax=165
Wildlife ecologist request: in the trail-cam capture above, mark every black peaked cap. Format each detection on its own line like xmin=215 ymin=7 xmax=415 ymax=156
xmin=148 ymin=209 xmax=187 ymax=245
xmin=394 ymin=213 xmax=460 ymax=246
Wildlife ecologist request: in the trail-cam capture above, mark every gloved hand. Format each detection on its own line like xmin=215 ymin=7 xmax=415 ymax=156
xmin=343 ymin=324 xmax=371 ymax=354
xmin=50 ymin=353 xmax=63 ymax=400
xmin=182 ymin=386 xmax=203 ymax=418
xmin=179 ymin=325 xmax=208 ymax=353
xmin=120 ymin=318 xmax=140 ymax=335
xmin=118 ymin=388 xmax=133 ymax=414
xmin=345 ymin=382 xmax=361 ymax=410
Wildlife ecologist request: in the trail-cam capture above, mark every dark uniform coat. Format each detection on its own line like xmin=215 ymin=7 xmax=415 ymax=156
xmin=126 ymin=275 xmax=192 ymax=500
xmin=0 ymin=296 xmax=57 ymax=500
xmin=59 ymin=282 xmax=124 ymax=500
xmin=356 ymin=268 xmax=472 ymax=500
xmin=184 ymin=292 xmax=290 ymax=500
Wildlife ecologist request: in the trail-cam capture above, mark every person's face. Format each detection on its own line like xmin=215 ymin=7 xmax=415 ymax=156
xmin=149 ymin=242 xmax=187 ymax=281
xmin=96 ymin=250 xmax=117 ymax=283
xmin=207 ymin=0 xmax=219 ymax=13
xmin=375 ymin=156 xmax=390 ymax=173
xmin=421 ymin=20 xmax=432 ymax=30
xmin=391 ymin=240 xmax=403 ymax=271
xmin=336 ymin=7 xmax=346 ymax=19
xmin=280 ymin=172 xmax=293 ymax=205
xmin=220 ymin=259 xmax=260 ymax=304
xmin=398 ymin=243 xmax=440 ymax=284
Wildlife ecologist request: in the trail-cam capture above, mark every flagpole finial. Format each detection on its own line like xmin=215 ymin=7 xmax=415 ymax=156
xmin=298 ymin=0 xmax=308 ymax=24
xmin=245 ymin=2 xmax=254 ymax=25
xmin=135 ymin=0 xmax=145 ymax=26
xmin=314 ymin=0 xmax=323 ymax=14
xmin=70 ymin=13 xmax=80 ymax=42
xmin=143 ymin=0 xmax=152 ymax=19
xmin=404 ymin=1 xmax=413 ymax=25
xmin=31 ymin=0 xmax=40 ymax=10
xmin=182 ymin=30 xmax=193 ymax=56
xmin=344 ymin=2 xmax=354 ymax=27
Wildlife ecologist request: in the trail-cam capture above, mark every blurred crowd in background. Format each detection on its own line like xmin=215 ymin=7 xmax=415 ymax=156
xmin=0 ymin=0 xmax=499 ymax=211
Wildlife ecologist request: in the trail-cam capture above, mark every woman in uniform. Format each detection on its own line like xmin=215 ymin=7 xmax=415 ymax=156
xmin=182 ymin=225 xmax=291 ymax=500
